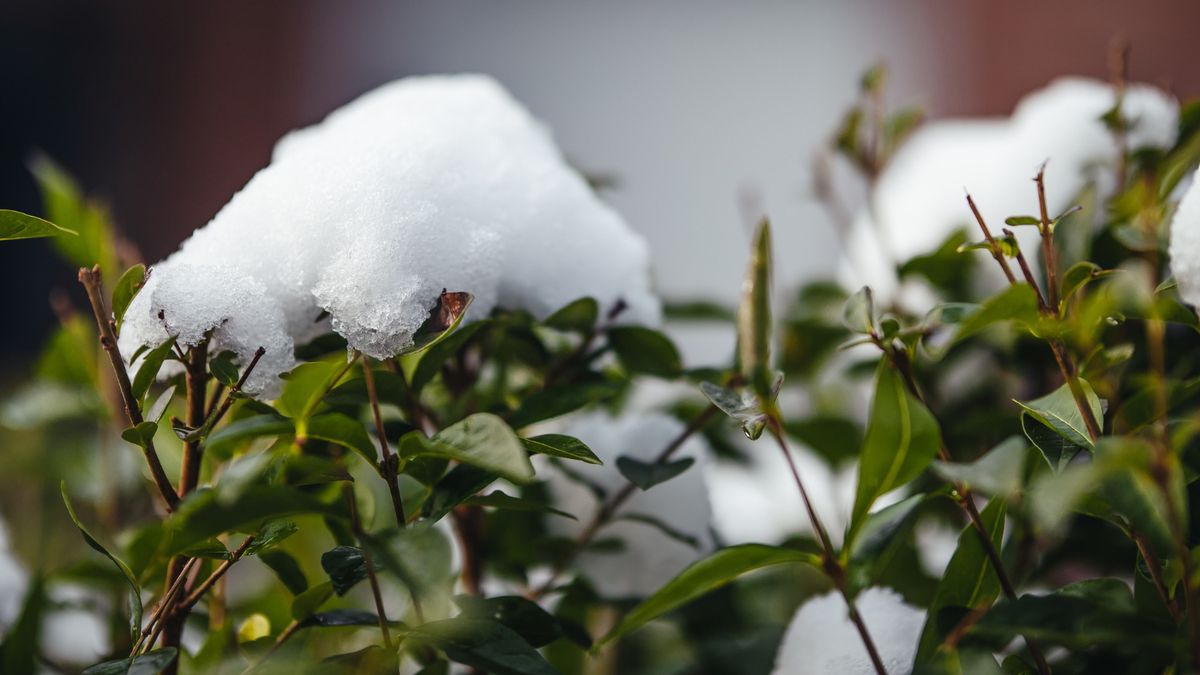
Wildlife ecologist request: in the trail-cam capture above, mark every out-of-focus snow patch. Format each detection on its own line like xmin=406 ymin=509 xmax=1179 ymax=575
xmin=914 ymin=518 xmax=960 ymax=578
xmin=0 ymin=519 xmax=28 ymax=632
xmin=772 ymin=586 xmax=924 ymax=675
xmin=120 ymin=74 xmax=660 ymax=397
xmin=543 ymin=411 xmax=713 ymax=599
xmin=41 ymin=583 xmax=111 ymax=667
xmin=1170 ymin=171 xmax=1200 ymax=308
xmin=840 ymin=77 xmax=1178 ymax=308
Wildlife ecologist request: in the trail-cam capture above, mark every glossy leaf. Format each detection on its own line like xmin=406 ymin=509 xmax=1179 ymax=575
xmin=110 ymin=264 xmax=146 ymax=330
xmin=130 ymin=336 xmax=177 ymax=402
xmin=81 ymin=648 xmax=178 ymax=675
xmin=410 ymin=618 xmax=559 ymax=675
xmin=521 ymin=434 xmax=602 ymax=465
xmin=1016 ymin=379 xmax=1103 ymax=470
xmin=321 ymin=546 xmax=369 ymax=596
xmin=0 ymin=209 xmax=76 ymax=240
xmin=616 ymin=456 xmax=695 ymax=490
xmin=61 ymin=483 xmax=142 ymax=641
xmin=305 ymin=413 xmax=378 ymax=465
xmin=464 ymin=491 xmax=577 ymax=520
xmin=598 ymin=544 xmax=820 ymax=647
xmin=402 ymin=413 xmax=534 ymax=484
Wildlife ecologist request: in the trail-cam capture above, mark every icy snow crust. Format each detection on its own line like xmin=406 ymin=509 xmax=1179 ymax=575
xmin=841 ymin=77 xmax=1179 ymax=307
xmin=544 ymin=411 xmax=713 ymax=599
xmin=772 ymin=587 xmax=923 ymax=675
xmin=119 ymin=75 xmax=660 ymax=396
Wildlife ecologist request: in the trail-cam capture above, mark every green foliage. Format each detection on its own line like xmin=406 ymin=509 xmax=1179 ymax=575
xmin=0 ymin=209 xmax=76 ymax=240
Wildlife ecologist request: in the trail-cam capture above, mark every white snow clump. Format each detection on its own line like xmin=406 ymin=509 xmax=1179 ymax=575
xmin=1170 ymin=173 xmax=1200 ymax=307
xmin=841 ymin=76 xmax=1179 ymax=307
xmin=772 ymin=586 xmax=924 ymax=675
xmin=119 ymin=74 xmax=660 ymax=396
xmin=543 ymin=411 xmax=713 ymax=598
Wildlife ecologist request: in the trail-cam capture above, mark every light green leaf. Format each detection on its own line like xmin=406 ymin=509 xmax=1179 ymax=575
xmin=130 ymin=336 xmax=177 ymax=402
xmin=598 ymin=544 xmax=820 ymax=647
xmin=933 ymin=437 xmax=1028 ymax=498
xmin=952 ymin=284 xmax=1041 ymax=344
xmin=1016 ymin=379 xmax=1103 ymax=469
xmin=0 ymin=209 xmax=76 ymax=240
xmin=402 ymin=413 xmax=534 ymax=484
xmin=851 ymin=364 xmax=941 ymax=535
xmin=111 ymin=264 xmax=146 ymax=331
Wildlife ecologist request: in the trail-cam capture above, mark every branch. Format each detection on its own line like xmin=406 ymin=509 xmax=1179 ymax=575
xmin=77 ymin=266 xmax=179 ymax=510
xmin=362 ymin=356 xmax=406 ymax=527
xmin=169 ymin=535 xmax=257 ymax=619
xmin=1034 ymin=165 xmax=1060 ymax=310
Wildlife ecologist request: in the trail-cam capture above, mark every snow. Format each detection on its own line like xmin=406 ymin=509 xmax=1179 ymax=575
xmin=772 ymin=586 xmax=924 ymax=675
xmin=119 ymin=74 xmax=660 ymax=396
xmin=1170 ymin=172 xmax=1200 ymax=307
xmin=543 ymin=411 xmax=713 ymax=598
xmin=840 ymin=77 xmax=1179 ymax=307
xmin=0 ymin=519 xmax=28 ymax=632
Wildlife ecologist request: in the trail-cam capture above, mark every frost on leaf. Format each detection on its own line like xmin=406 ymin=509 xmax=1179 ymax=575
xmin=118 ymin=74 xmax=660 ymax=397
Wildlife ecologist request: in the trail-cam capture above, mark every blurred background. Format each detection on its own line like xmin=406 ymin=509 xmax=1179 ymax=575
xmin=1 ymin=0 xmax=1198 ymax=362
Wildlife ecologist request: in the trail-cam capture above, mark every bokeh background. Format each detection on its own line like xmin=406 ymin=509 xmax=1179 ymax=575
xmin=2 ymin=0 xmax=1198 ymax=361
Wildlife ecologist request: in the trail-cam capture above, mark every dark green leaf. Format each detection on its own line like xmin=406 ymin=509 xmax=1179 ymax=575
xmin=120 ymin=421 xmax=158 ymax=449
xmin=161 ymin=486 xmax=343 ymax=558
xmin=144 ymin=385 xmax=175 ymax=425
xmin=615 ymin=456 xmax=695 ymax=490
xmin=851 ymin=364 xmax=941 ymax=534
xmin=81 ymin=648 xmax=178 ymax=675
xmin=423 ymin=465 xmax=497 ymax=521
xmin=410 ymin=618 xmax=559 ymax=675
xmin=260 ymin=550 xmax=308 ymax=595
xmin=521 ymin=434 xmax=602 ymax=465
xmin=209 ymin=350 xmax=240 ymax=387
xmin=131 ymin=337 xmax=177 ymax=402
xmin=205 ymin=414 xmax=293 ymax=457
xmin=305 ymin=413 xmax=378 ymax=465
xmin=953 ymin=284 xmax=1040 ymax=343
xmin=543 ymin=297 xmax=599 ymax=333
xmin=607 ymin=326 xmax=683 ymax=378
xmin=244 ymin=519 xmax=298 ymax=556
xmin=409 ymin=319 xmax=491 ymax=392
xmin=1016 ymin=380 xmax=1102 ymax=466
xmin=0 ymin=578 xmax=45 ymax=674
xmin=454 ymin=595 xmax=565 ymax=648
xmin=507 ymin=378 xmax=622 ymax=429
xmin=849 ymin=493 xmax=924 ymax=563
xmin=598 ymin=544 xmax=820 ymax=647
xmin=916 ymin=498 xmax=1006 ymax=662
xmin=464 ymin=491 xmax=577 ymax=520
xmin=402 ymin=413 xmax=534 ymax=484
xmin=321 ymin=546 xmax=369 ymax=596
xmin=301 ymin=609 xmax=383 ymax=628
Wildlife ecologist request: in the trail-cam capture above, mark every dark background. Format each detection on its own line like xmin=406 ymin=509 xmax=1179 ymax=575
xmin=2 ymin=0 xmax=1198 ymax=363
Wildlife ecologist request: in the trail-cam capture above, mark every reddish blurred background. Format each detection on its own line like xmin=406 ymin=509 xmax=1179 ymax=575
xmin=2 ymin=0 xmax=1197 ymax=360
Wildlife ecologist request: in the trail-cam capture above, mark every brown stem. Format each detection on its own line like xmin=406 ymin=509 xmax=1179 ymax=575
xmin=170 ymin=535 xmax=257 ymax=619
xmin=1004 ymin=228 xmax=1051 ymax=313
xmin=200 ymin=346 xmax=266 ymax=434
xmin=877 ymin=339 xmax=1052 ymax=675
xmin=451 ymin=505 xmax=484 ymax=595
xmin=178 ymin=340 xmax=210 ymax=496
xmin=132 ymin=557 xmax=199 ymax=654
xmin=343 ymin=482 xmax=392 ymax=648
xmin=766 ymin=418 xmax=887 ymax=675
xmin=966 ymin=194 xmax=1017 ymax=285
xmin=1134 ymin=529 xmax=1182 ymax=621
xmin=77 ymin=266 xmax=179 ymax=510
xmin=1034 ymin=166 xmax=1060 ymax=310
xmin=531 ymin=405 xmax=719 ymax=599
xmin=362 ymin=357 xmax=407 ymax=527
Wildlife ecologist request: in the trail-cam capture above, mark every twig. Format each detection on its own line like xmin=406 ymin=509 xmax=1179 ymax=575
xmin=199 ymin=346 xmax=266 ymax=435
xmin=362 ymin=356 xmax=407 ymax=527
xmin=178 ymin=340 xmax=210 ymax=496
xmin=531 ymin=404 xmax=719 ymax=599
xmin=169 ymin=535 xmax=257 ymax=619
xmin=134 ymin=556 xmax=199 ymax=655
xmin=77 ymin=266 xmax=179 ymax=510
xmin=1034 ymin=165 xmax=1060 ymax=309
xmin=343 ymin=482 xmax=392 ymax=648
xmin=765 ymin=418 xmax=888 ymax=675
xmin=965 ymin=194 xmax=1017 ymax=285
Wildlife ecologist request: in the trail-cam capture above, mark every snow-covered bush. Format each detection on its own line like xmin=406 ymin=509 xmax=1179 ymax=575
xmin=3 ymin=61 xmax=1200 ymax=675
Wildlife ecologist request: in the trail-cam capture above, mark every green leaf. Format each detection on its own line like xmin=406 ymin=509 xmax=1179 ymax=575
xmin=81 ymin=648 xmax=178 ymax=675
xmin=409 ymin=618 xmax=559 ymax=675
xmin=916 ymin=498 xmax=1006 ymax=662
xmin=321 ymin=546 xmax=369 ymax=596
xmin=130 ymin=336 xmax=177 ymax=402
xmin=607 ymin=326 xmax=683 ymax=378
xmin=1095 ymin=438 xmax=1180 ymax=554
xmin=737 ymin=219 xmax=774 ymax=398
xmin=260 ymin=550 xmax=308 ymax=595
xmin=61 ymin=483 xmax=142 ymax=641
xmin=615 ymin=456 xmax=695 ymax=490
xmin=598 ymin=544 xmax=820 ymax=647
xmin=842 ymin=286 xmax=876 ymax=334
xmin=933 ymin=437 xmax=1028 ymax=498
xmin=0 ymin=578 xmax=45 ymax=674
xmin=409 ymin=320 xmax=491 ymax=392
xmin=463 ymin=491 xmax=577 ymax=520
xmin=301 ymin=609 xmax=386 ymax=628
xmin=161 ymin=486 xmax=343 ymax=558
xmin=0 ymin=209 xmax=76 ymax=240
xmin=120 ymin=421 xmax=158 ymax=449
xmin=244 ymin=519 xmax=299 ymax=556
xmin=521 ymin=434 xmax=602 ymax=465
xmin=455 ymin=595 xmax=567 ymax=648
xmin=205 ymin=414 xmax=294 ymax=457
xmin=278 ymin=359 xmax=347 ymax=421
xmin=404 ymin=291 xmax=474 ymax=355
xmin=144 ymin=385 xmax=175 ymax=425
xmin=1004 ymin=215 xmax=1041 ymax=226
xmin=543 ymin=297 xmax=599 ymax=333
xmin=305 ymin=413 xmax=378 ymax=465
xmin=1059 ymin=261 xmax=1112 ymax=308
xmin=365 ymin=524 xmax=456 ymax=615
xmin=700 ymin=380 xmax=769 ymax=440
xmin=851 ymin=364 xmax=941 ymax=534
xmin=848 ymin=493 xmax=924 ymax=563
xmin=403 ymin=413 xmax=534 ymax=484
xmin=422 ymin=465 xmax=497 ymax=522
xmin=111 ymin=264 xmax=146 ymax=331
xmin=291 ymin=580 xmax=334 ymax=620
xmin=952 ymin=284 xmax=1041 ymax=343
xmin=1015 ymin=379 xmax=1103 ymax=467
xmin=507 ymin=377 xmax=622 ymax=429
xmin=30 ymin=154 xmax=116 ymax=272
xmin=209 ymin=350 xmax=240 ymax=387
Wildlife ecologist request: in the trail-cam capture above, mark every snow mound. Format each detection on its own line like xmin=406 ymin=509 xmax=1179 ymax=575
xmin=841 ymin=76 xmax=1178 ymax=307
xmin=1170 ymin=173 xmax=1200 ymax=307
xmin=119 ymin=74 xmax=660 ymax=396
xmin=772 ymin=586 xmax=924 ymax=675
xmin=543 ymin=411 xmax=713 ymax=599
